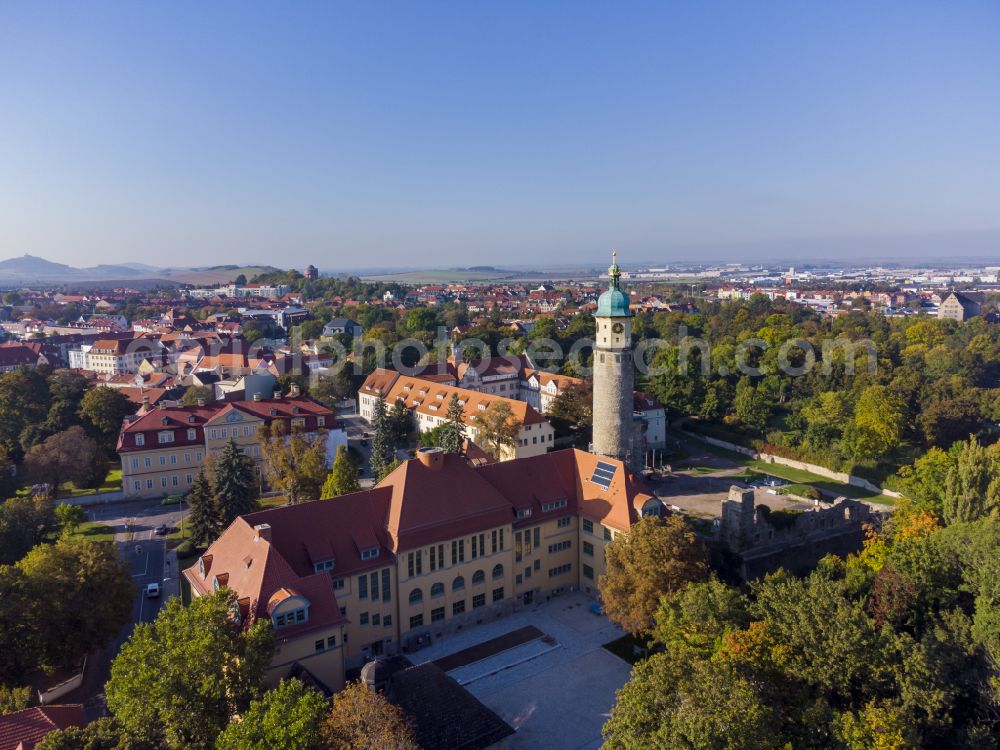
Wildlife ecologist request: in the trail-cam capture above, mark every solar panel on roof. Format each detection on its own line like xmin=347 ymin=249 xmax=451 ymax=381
xmin=591 ymin=461 xmax=617 ymax=489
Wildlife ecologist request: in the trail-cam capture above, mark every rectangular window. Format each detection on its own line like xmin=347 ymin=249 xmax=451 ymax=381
xmin=372 ymin=614 xmax=380 ymax=626
xmin=358 ymin=575 xmax=367 ymax=599
xmin=534 ymin=559 xmax=540 ymax=571
xmin=130 ymin=458 xmax=139 ymax=469
xmin=370 ymin=572 xmax=379 ymax=601
xmin=604 ymin=527 xmax=613 ymax=541
xmin=184 ymin=452 xmax=191 ymax=463
xmin=516 ymin=574 xmax=523 ymax=585
xmin=583 ymin=564 xmax=594 ymax=580
xmin=583 ymin=519 xmax=594 ymax=534
xmin=360 ymin=612 xmax=369 ymax=625
xmin=382 ymin=568 xmax=391 ymax=601
xmin=583 ymin=541 xmax=594 ymax=556
xmin=333 ymin=578 xmax=345 ymax=590
xmin=533 ymin=527 xmax=540 ymax=548
xmin=159 ymin=456 xmax=166 ymax=465
xmin=161 ymin=477 xmax=167 ymax=488
xmin=471 ymin=535 xmax=477 ymax=559
xmin=409 ymin=614 xmax=423 ymax=629
xmin=525 ymin=566 xmax=531 ymax=579
xmin=472 ymin=594 xmax=486 ymax=609
xmin=492 ymin=587 xmax=504 ymax=603
xmin=491 ymin=529 xmax=498 ymax=553
xmin=146 ymin=479 xmax=153 ymax=489
xmin=384 ymin=615 xmax=392 ymax=627
xmin=186 ymin=474 xmax=193 ymax=484
xmin=548 ymin=540 xmax=572 ymax=553
xmin=133 ymin=480 xmax=141 ymax=491
xmin=431 ymin=607 xmax=445 ymax=622
xmin=500 ymin=528 xmax=504 ymax=551
xmin=549 ymin=564 xmax=572 ymax=577
xmin=210 ymin=428 xmax=217 ymax=440
xmin=451 ymin=539 xmax=464 ymax=565
xmin=515 ymin=532 xmax=522 ymax=563
xmin=327 ymin=636 xmax=336 ymax=648
xmin=315 ymin=640 xmax=324 ymax=652
xmin=452 ymin=600 xmax=465 ymax=616
xmin=135 ymin=433 xmax=145 ymax=446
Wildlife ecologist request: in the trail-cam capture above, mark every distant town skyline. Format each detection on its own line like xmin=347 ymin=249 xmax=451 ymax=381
xmin=2 ymin=1 xmax=999 ymax=267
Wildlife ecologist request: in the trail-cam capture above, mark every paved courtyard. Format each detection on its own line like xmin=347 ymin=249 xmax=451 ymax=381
xmin=414 ymin=592 xmax=632 ymax=750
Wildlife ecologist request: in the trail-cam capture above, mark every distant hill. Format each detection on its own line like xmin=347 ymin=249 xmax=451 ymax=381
xmin=0 ymin=254 xmax=280 ymax=287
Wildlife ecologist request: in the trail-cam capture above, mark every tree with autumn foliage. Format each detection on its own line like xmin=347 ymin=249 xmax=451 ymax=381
xmin=472 ymin=401 xmax=520 ymax=460
xmin=598 ymin=515 xmax=708 ymax=636
xmin=322 ymin=681 xmax=418 ymax=750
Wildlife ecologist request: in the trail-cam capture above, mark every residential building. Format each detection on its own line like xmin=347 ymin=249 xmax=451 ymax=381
xmin=358 ymin=372 xmax=555 ymax=460
xmin=184 ymin=446 xmax=660 ymax=691
xmin=322 ymin=317 xmax=363 ymax=338
xmin=84 ymin=336 xmax=164 ymax=375
xmin=938 ymin=291 xmax=982 ymax=321
xmin=117 ymin=391 xmax=345 ymax=498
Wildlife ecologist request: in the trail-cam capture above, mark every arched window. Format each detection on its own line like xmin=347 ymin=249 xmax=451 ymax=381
xmin=430 ymin=582 xmax=444 ymax=598
xmin=472 ymin=570 xmax=485 ymax=585
xmin=452 ymin=576 xmax=465 ymax=591
xmin=409 ymin=588 xmax=422 ymax=604
xmin=492 ymin=564 xmax=504 ymax=580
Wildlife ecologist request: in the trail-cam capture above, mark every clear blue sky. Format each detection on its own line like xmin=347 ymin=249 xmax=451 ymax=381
xmin=2 ymin=1 xmax=999 ymax=268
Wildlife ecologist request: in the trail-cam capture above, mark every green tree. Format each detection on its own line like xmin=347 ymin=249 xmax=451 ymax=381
xmin=894 ymin=447 xmax=956 ymax=518
xmin=213 ymin=439 xmax=257 ymax=526
xmin=942 ymin=437 xmax=1000 ymax=525
xmin=733 ymin=377 xmax=769 ymax=433
xmin=187 ymin=470 xmax=223 ymax=546
xmin=322 ymin=445 xmax=360 ymax=497
xmin=35 ymin=718 xmax=145 ymax=750
xmin=389 ymin=397 xmax=412 ymax=446
xmin=369 ymin=394 xmax=394 ymax=481
xmin=438 ymin=392 xmax=466 ymax=454
xmin=472 ymin=400 xmax=520 ymax=460
xmin=599 ymin=516 xmax=709 ymax=636
xmin=80 ymin=386 xmax=134 ymax=454
xmin=182 ymin=385 xmax=216 ymax=407
xmin=54 ymin=502 xmax=86 ymax=536
xmin=547 ymin=380 xmax=593 ymax=446
xmin=17 ymin=537 xmax=134 ymax=671
xmin=215 ymin=678 xmax=327 ymax=750
xmin=106 ymin=592 xmax=273 ymax=750
xmin=322 ymin=681 xmax=419 ymax=750
xmin=259 ymin=423 xmax=328 ymax=504
xmin=0 ymin=495 xmax=55 ymax=564
xmin=652 ymin=575 xmax=749 ymax=656
xmin=846 ymin=385 xmax=907 ymax=461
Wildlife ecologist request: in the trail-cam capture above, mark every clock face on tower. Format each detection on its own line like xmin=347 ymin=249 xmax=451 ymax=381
xmin=612 ymin=322 xmax=624 ymax=334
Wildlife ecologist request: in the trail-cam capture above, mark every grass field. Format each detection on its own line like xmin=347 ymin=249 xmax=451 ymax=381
xmin=66 ymin=521 xmax=116 ymax=542
xmin=603 ymin=634 xmax=649 ymax=665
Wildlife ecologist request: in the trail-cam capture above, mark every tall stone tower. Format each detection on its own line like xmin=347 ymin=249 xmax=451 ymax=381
xmin=592 ymin=250 xmax=634 ymax=462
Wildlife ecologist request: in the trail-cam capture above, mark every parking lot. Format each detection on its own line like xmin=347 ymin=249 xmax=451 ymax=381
xmin=415 ymin=592 xmax=632 ymax=750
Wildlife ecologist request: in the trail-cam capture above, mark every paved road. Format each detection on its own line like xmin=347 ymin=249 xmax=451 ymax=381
xmin=337 ymin=405 xmax=376 ymax=488
xmin=68 ymin=498 xmax=178 ymax=719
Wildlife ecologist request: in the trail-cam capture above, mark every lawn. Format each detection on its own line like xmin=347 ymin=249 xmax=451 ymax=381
xmin=66 ymin=521 xmax=115 ymax=543
xmin=17 ymin=467 xmax=124 ymax=499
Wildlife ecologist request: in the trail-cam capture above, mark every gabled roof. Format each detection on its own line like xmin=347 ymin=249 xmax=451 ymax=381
xmin=0 ymin=705 xmax=84 ymax=750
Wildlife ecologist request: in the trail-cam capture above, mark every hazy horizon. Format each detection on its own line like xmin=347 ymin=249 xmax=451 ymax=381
xmin=2 ymin=1 xmax=999 ymax=268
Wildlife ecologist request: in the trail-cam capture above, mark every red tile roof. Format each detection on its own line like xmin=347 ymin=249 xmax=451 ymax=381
xmin=0 ymin=705 xmax=84 ymax=750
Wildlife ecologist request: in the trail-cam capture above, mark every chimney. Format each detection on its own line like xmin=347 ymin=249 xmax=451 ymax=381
xmin=416 ymin=446 xmax=445 ymax=471
xmin=253 ymin=523 xmax=271 ymax=542
xmin=253 ymin=393 xmax=262 ymax=402
xmin=274 ymin=389 xmax=282 ymax=400
xmin=289 ymin=383 xmax=300 ymax=397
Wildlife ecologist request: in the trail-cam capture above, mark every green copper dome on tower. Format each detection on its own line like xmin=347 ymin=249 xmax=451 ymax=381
xmin=596 ymin=249 xmax=632 ymax=317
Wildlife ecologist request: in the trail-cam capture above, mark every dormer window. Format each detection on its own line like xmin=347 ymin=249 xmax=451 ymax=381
xmin=161 ymin=417 xmax=169 ymax=426
xmin=212 ymin=576 xmax=221 ymax=592
xmin=317 ymin=417 xmax=325 ymax=427
xmin=273 ymin=607 xmax=307 ymax=628
xmin=360 ymin=547 xmax=379 ymax=561
xmin=516 ymin=508 xmax=532 ymax=519
xmin=478 ymin=404 xmax=486 ymax=411
xmin=135 ymin=433 xmax=145 ymax=447
xmin=269 ymin=408 xmax=277 ymax=416
xmin=188 ymin=415 xmax=196 ymax=423
xmin=187 ymin=428 xmax=196 ymax=440
xmin=198 ymin=556 xmax=206 ymax=578
xmin=314 ymin=559 xmax=335 ymax=573
xmin=541 ymin=499 xmax=568 ymax=512
xmin=292 ymin=406 xmax=300 ymax=414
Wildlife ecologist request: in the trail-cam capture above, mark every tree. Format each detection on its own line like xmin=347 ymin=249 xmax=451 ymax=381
xmin=438 ymin=393 xmax=466 ymax=454
xmin=17 ymin=537 xmax=134 ymax=671
xmin=652 ymin=575 xmax=749 ymax=656
xmin=80 ymin=386 xmax=134 ymax=454
xmin=322 ymin=681 xmax=419 ymax=750
xmin=0 ymin=495 xmax=55 ymax=564
xmin=846 ymin=385 xmax=906 ymax=461
xmin=106 ymin=592 xmax=273 ymax=750
xmin=187 ymin=470 xmax=223 ymax=546
xmin=369 ymin=394 xmax=395 ymax=481
xmin=182 ymin=385 xmax=216 ymax=407
xmin=215 ymin=678 xmax=327 ymax=750
xmin=311 ymin=371 xmax=353 ymax=407
xmin=389 ymin=397 xmax=412 ymax=446
xmin=213 ymin=439 xmax=257 ymax=526
xmin=322 ymin=445 xmax=360 ymax=497
xmin=54 ymin=502 xmax=86 ymax=536
xmin=547 ymin=380 xmax=593 ymax=446
xmin=733 ymin=377 xmax=769 ymax=433
xmin=942 ymin=437 xmax=1000 ymax=524
xmin=24 ymin=426 xmax=107 ymax=495
xmin=0 ymin=367 xmax=50 ymax=459
xmin=599 ymin=516 xmax=709 ymax=635
xmin=259 ymin=423 xmax=328 ymax=504
xmin=473 ymin=401 xmax=520 ymax=460
xmin=35 ymin=718 xmax=144 ymax=750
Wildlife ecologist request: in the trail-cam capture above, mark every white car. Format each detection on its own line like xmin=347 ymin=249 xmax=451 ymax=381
xmin=145 ymin=582 xmax=161 ymax=598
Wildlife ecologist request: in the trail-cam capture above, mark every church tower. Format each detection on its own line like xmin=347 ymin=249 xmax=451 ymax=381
xmin=592 ymin=250 xmax=634 ymax=462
